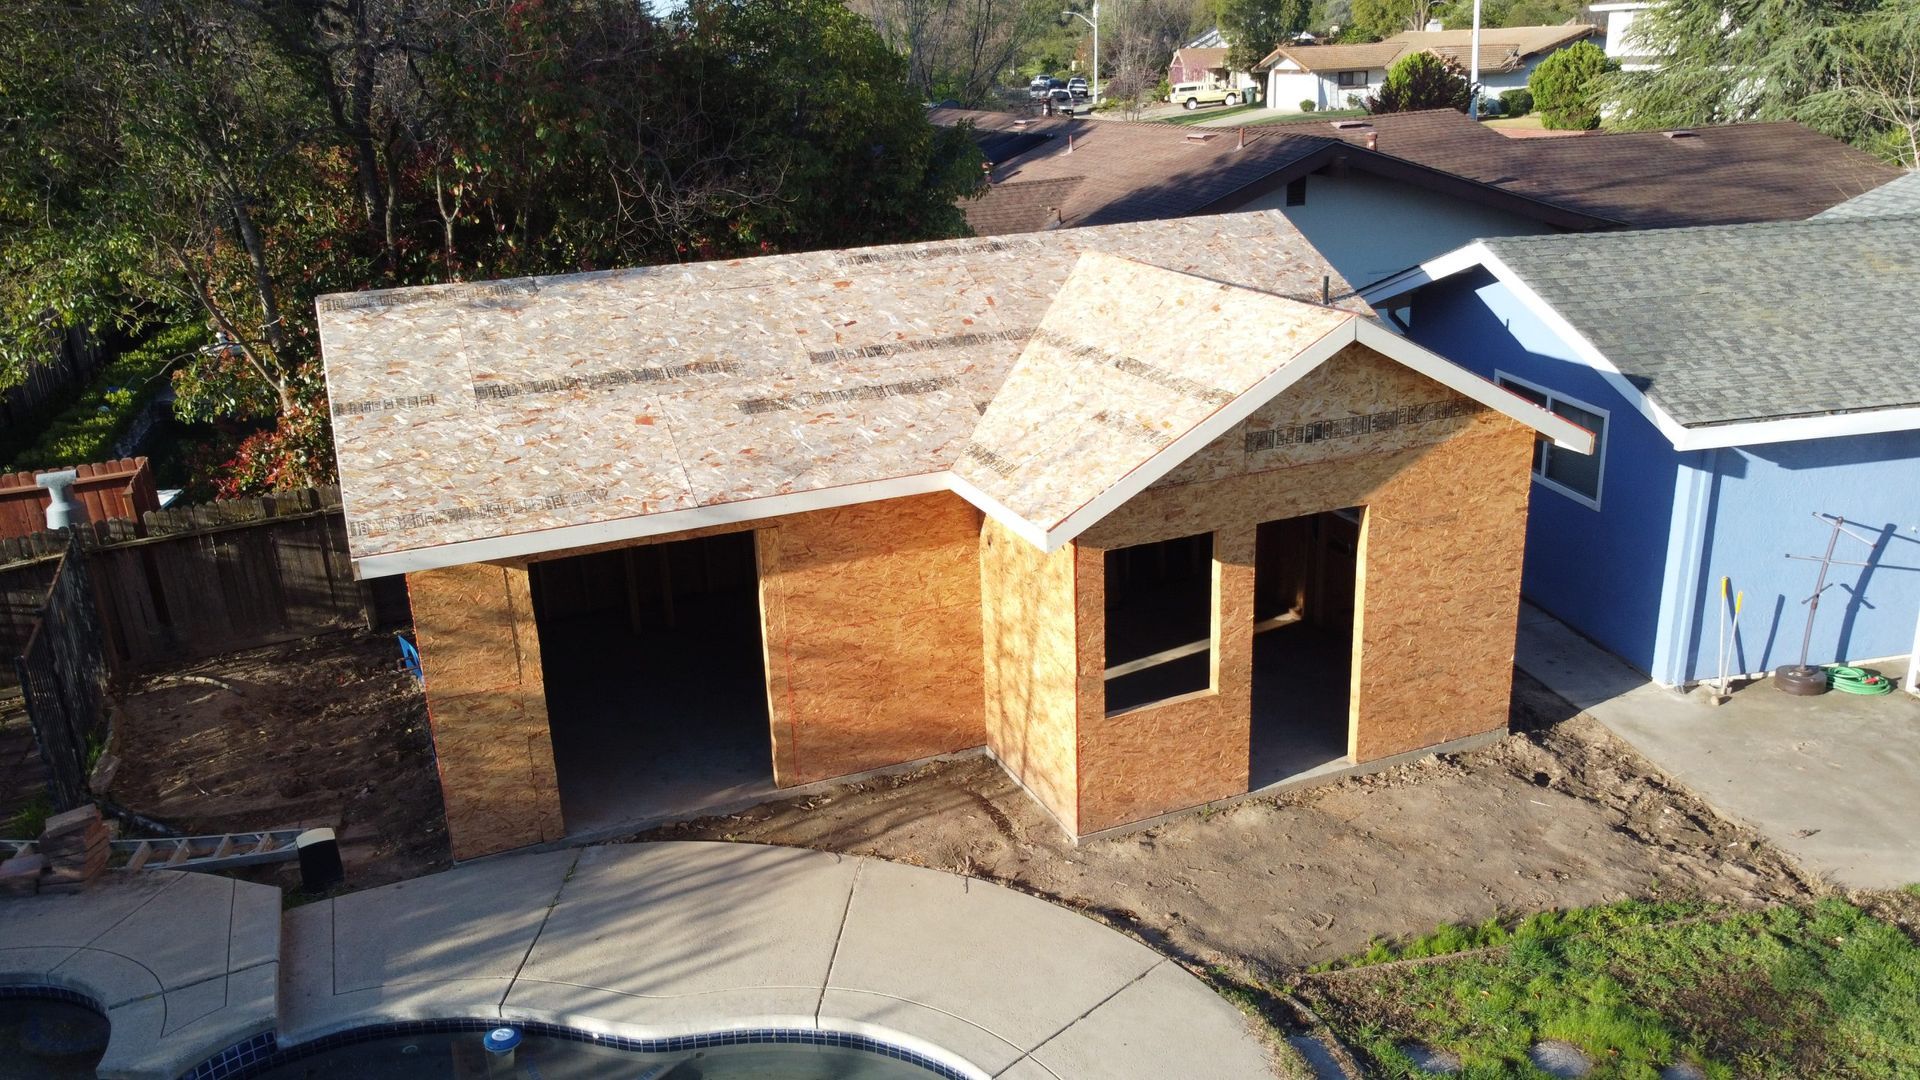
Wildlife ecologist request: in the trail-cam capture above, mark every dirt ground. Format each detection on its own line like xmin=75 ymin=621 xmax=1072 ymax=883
xmin=103 ymin=632 xmax=448 ymax=890
xmin=643 ymin=673 xmax=1817 ymax=974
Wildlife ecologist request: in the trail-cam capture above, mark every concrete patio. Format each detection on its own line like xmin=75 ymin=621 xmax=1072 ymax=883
xmin=282 ymin=841 xmax=1279 ymax=1079
xmin=1517 ymin=603 xmax=1920 ymax=891
xmin=0 ymin=870 xmax=280 ymax=1079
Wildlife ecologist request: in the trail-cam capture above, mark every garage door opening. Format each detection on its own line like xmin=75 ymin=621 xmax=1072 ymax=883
xmin=1249 ymin=509 xmax=1360 ymax=789
xmin=530 ymin=530 xmax=771 ymax=836
xmin=1104 ymin=532 xmax=1215 ymax=714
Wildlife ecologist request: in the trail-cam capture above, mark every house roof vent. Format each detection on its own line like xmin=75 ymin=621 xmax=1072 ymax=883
xmin=1184 ymin=132 xmax=1217 ymax=142
xmin=1664 ymin=129 xmax=1699 ymax=138
xmin=1331 ymin=120 xmax=1372 ymax=130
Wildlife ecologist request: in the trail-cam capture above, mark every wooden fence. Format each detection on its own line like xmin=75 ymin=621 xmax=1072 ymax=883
xmin=0 ymin=327 xmax=103 ymax=438
xmin=13 ymin=533 xmax=107 ymax=811
xmin=0 ymin=487 xmax=409 ymax=687
xmin=0 ymin=457 xmax=161 ymax=540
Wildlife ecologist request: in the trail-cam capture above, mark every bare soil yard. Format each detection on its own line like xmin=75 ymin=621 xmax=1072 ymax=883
xmin=104 ymin=632 xmax=448 ymax=890
xmin=644 ymin=674 xmax=1815 ymax=973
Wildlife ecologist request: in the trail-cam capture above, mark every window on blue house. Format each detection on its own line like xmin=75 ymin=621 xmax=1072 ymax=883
xmin=1496 ymin=372 xmax=1607 ymax=508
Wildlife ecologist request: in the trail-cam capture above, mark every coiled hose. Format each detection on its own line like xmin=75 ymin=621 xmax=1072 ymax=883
xmin=1827 ymin=665 xmax=1894 ymax=695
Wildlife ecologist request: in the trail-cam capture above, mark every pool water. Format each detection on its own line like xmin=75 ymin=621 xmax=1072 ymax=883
xmin=0 ymin=994 xmax=110 ymax=1079
xmin=251 ymin=1030 xmax=953 ymax=1079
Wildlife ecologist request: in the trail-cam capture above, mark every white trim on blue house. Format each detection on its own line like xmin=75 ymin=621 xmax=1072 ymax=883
xmin=1362 ymin=242 xmax=1920 ymax=451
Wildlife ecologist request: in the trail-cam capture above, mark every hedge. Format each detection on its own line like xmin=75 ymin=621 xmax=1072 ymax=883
xmin=4 ymin=324 xmax=206 ymax=473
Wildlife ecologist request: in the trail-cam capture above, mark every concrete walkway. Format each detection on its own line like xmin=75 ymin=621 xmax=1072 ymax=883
xmin=282 ymin=841 xmax=1280 ymax=1079
xmin=1517 ymin=604 xmax=1920 ymax=890
xmin=0 ymin=870 xmax=279 ymax=1079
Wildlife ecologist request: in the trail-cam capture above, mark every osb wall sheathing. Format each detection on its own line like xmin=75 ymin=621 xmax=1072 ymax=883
xmin=407 ymin=562 xmax=564 ymax=860
xmin=979 ymin=515 xmax=1080 ymax=829
xmin=1072 ymin=530 xmax=1255 ymax=834
xmin=758 ymin=492 xmax=987 ymax=786
xmin=1074 ymin=345 xmax=1537 ymax=830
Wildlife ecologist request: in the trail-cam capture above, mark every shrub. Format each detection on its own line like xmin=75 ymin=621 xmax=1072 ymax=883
xmin=1366 ymin=51 xmax=1471 ymax=114
xmin=1529 ymin=42 xmax=1616 ymax=130
xmin=4 ymin=324 xmax=208 ymax=473
xmin=1501 ymin=86 xmax=1534 ymax=117
xmin=1299 ymin=99 xmax=1317 ymax=111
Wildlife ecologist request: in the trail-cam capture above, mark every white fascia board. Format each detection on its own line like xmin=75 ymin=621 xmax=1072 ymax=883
xmin=1357 ymin=241 xmax=1495 ymax=305
xmin=1352 ymin=320 xmax=1595 ymax=453
xmin=1040 ymin=320 xmax=1362 ymax=551
xmin=350 ymin=471 xmax=953 ymax=579
xmin=1668 ymin=406 xmax=1920 ymax=450
xmin=944 ymin=471 xmax=1054 ymax=550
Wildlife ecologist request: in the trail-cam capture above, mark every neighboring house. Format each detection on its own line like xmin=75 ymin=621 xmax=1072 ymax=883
xmin=316 ymin=211 xmax=1585 ymax=860
xmin=1257 ymin=25 xmax=1597 ymax=112
xmin=1166 ymin=46 xmax=1260 ymax=98
xmin=1589 ymin=2 xmax=1657 ymax=71
xmin=936 ymin=107 xmax=1903 ymax=288
xmin=1362 ymin=204 xmax=1920 ymax=688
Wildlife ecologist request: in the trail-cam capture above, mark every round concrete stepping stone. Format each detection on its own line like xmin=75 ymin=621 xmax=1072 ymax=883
xmin=1527 ymin=1040 xmax=1594 ymax=1078
xmin=1401 ymin=1042 xmax=1463 ymax=1075
xmin=1660 ymin=1063 xmax=1709 ymax=1080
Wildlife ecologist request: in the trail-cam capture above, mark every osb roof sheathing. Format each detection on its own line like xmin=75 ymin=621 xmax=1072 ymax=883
xmin=319 ymin=213 xmax=1364 ymax=574
xmin=957 ymin=252 xmax=1354 ymax=530
xmin=321 ymin=218 xmax=1593 ymax=576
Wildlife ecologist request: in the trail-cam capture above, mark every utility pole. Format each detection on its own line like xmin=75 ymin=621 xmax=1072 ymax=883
xmin=1064 ymin=2 xmax=1099 ymax=103
xmin=1468 ymin=0 xmax=1483 ymax=118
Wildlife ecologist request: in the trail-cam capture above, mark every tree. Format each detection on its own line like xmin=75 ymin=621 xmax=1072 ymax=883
xmin=1347 ymin=0 xmax=1443 ymax=40
xmin=1218 ymin=0 xmax=1312 ymax=73
xmin=0 ymin=0 xmax=985 ymax=494
xmin=1529 ymin=40 xmax=1617 ymax=130
xmin=1366 ymin=50 xmax=1471 ymax=112
xmin=1606 ymin=0 xmax=1919 ymax=167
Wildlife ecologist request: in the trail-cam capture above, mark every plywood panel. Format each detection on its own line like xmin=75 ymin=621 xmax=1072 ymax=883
xmin=760 ymin=492 xmax=987 ymax=786
xmin=1072 ymin=528 xmax=1255 ymax=834
xmin=979 ymin=515 xmax=1080 ymax=828
xmin=408 ymin=562 xmax=563 ymax=859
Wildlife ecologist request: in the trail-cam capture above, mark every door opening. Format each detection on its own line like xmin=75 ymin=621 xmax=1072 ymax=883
xmin=530 ymin=530 xmax=771 ymax=835
xmin=1249 ymin=508 xmax=1360 ymax=788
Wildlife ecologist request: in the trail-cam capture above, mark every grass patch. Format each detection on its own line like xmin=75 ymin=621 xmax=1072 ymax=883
xmin=1238 ymin=108 xmax=1369 ymax=127
xmin=1300 ymin=898 xmax=1920 ymax=1078
xmin=1157 ymin=103 xmax=1262 ymax=126
xmin=6 ymin=792 xmax=52 ymax=838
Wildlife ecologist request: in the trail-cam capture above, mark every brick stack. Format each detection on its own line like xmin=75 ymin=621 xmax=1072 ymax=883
xmin=0 ymin=850 xmax=45 ymax=896
xmin=37 ymin=805 xmax=110 ymax=894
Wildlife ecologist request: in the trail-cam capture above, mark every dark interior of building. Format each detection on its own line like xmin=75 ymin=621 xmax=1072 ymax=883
xmin=1249 ymin=509 xmax=1361 ymax=789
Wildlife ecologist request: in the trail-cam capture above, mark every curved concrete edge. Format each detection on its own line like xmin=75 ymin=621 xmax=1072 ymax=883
xmin=0 ymin=871 xmax=282 ymax=1080
xmin=265 ymin=842 xmax=1279 ymax=1080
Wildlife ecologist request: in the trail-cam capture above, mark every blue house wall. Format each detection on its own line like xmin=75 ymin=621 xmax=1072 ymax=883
xmin=1407 ymin=271 xmax=1684 ymax=676
xmin=1679 ymin=432 xmax=1920 ymax=685
xmin=1406 ymin=270 xmax=1920 ymax=687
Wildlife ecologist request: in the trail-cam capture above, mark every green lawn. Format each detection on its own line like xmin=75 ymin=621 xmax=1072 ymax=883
xmin=1238 ymin=108 xmax=1369 ymax=127
xmin=1153 ymin=105 xmax=1370 ymax=128
xmin=1292 ymin=898 xmax=1920 ymax=1079
xmin=1156 ymin=103 xmax=1262 ymax=126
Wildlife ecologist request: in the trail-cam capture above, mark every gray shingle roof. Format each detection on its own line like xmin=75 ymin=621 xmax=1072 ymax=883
xmin=1481 ymin=214 xmax=1920 ymax=428
xmin=1815 ymin=170 xmax=1920 ymax=219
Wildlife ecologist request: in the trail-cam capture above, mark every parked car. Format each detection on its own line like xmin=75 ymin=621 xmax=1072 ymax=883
xmin=1028 ymin=75 xmax=1066 ymax=100
xmin=1067 ymin=76 xmax=1089 ymax=99
xmin=1045 ymin=88 xmax=1079 ymax=115
xmin=1168 ymin=82 xmax=1240 ymax=110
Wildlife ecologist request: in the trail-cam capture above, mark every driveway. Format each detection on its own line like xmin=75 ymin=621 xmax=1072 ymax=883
xmin=1517 ymin=604 xmax=1920 ymax=890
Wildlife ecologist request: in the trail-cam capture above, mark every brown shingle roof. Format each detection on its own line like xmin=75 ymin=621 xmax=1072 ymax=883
xmin=936 ymin=107 xmax=1906 ymax=236
xmin=1259 ymin=24 xmax=1595 ymax=73
xmin=942 ymin=110 xmax=1333 ymax=230
xmin=1346 ymin=111 xmax=1905 ymax=227
xmin=1171 ymin=46 xmax=1230 ymax=71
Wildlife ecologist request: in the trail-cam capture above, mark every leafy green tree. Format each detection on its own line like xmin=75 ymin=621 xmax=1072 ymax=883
xmin=1529 ymin=40 xmax=1617 ymax=129
xmin=1218 ymin=0 xmax=1313 ymax=72
xmin=0 ymin=0 xmax=983 ymax=495
xmin=1606 ymin=0 xmax=1919 ymax=167
xmin=1366 ymin=50 xmax=1472 ymax=112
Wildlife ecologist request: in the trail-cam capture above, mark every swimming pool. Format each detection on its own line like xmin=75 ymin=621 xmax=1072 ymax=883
xmin=187 ymin=1022 xmax=974 ymax=1079
xmin=0 ymin=986 xmax=110 ymax=1079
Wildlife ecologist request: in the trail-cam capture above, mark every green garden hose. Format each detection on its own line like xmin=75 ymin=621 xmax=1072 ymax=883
xmin=1826 ymin=665 xmax=1894 ymax=695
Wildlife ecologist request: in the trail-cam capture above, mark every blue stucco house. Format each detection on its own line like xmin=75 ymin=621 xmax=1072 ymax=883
xmin=1363 ymin=177 xmax=1920 ymax=687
